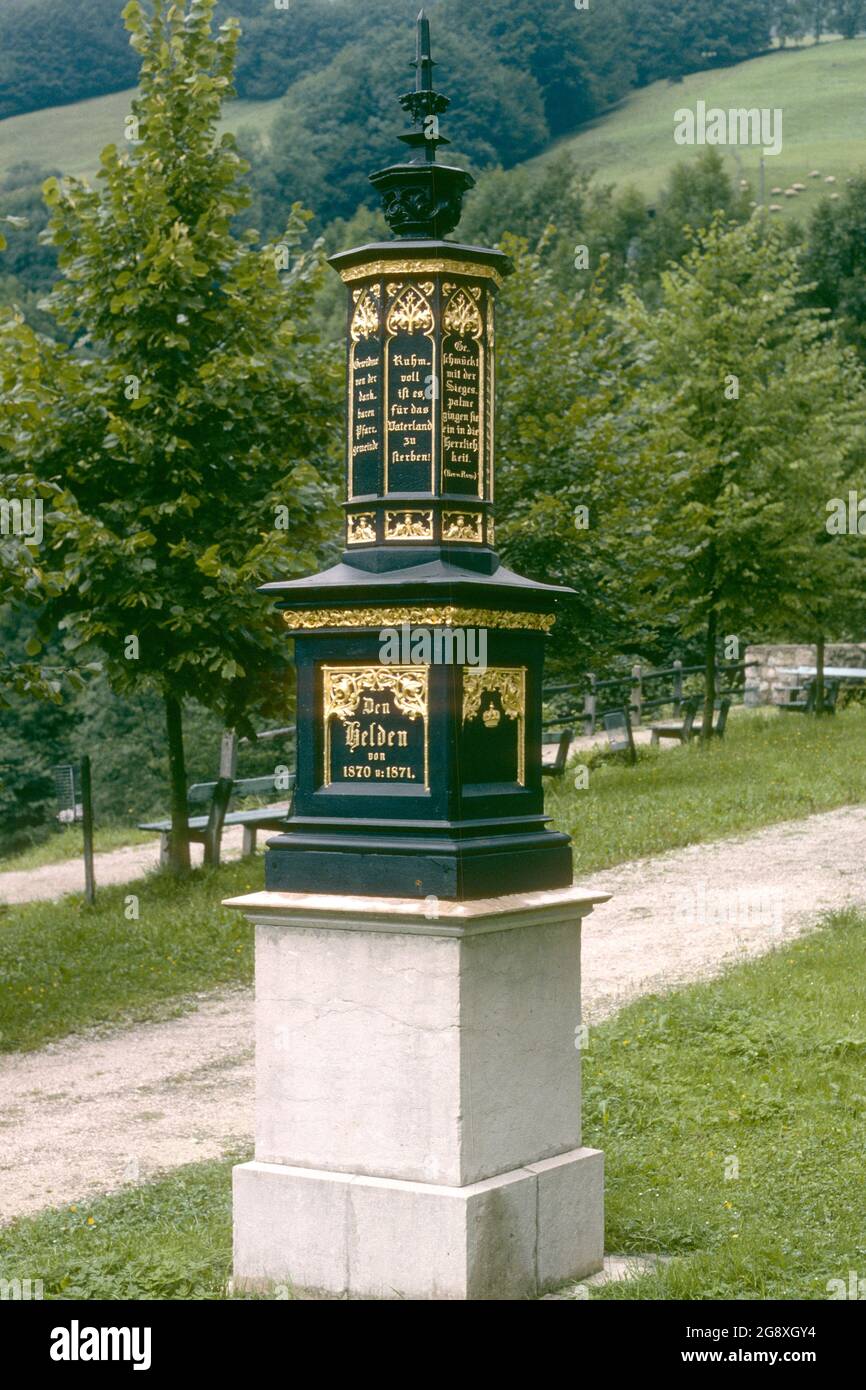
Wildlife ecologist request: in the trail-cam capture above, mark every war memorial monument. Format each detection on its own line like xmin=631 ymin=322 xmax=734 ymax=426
xmin=226 ymin=13 xmax=609 ymax=1300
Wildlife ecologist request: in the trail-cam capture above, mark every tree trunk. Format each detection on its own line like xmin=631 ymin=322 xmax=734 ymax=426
xmin=164 ymin=693 xmax=190 ymax=873
xmin=815 ymin=633 xmax=826 ymax=717
xmin=702 ymin=610 xmax=718 ymax=743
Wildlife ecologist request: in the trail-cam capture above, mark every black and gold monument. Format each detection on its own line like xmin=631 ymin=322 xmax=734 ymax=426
xmin=228 ymin=16 xmax=606 ymax=1300
xmin=262 ymin=11 xmax=573 ymax=901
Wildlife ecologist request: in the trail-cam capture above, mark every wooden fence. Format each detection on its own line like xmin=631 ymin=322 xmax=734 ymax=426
xmin=543 ymin=660 xmax=756 ymax=736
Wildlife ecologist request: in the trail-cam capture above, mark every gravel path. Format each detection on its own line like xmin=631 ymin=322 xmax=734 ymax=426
xmin=0 ymin=826 xmax=250 ymax=905
xmin=2 ymin=803 xmax=865 ymax=1222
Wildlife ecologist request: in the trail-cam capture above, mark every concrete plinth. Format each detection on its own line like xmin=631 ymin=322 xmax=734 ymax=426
xmin=224 ymin=885 xmax=609 ymax=1300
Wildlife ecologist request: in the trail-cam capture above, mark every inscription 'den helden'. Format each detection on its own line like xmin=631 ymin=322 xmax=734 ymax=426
xmin=322 ymin=666 xmax=429 ymax=789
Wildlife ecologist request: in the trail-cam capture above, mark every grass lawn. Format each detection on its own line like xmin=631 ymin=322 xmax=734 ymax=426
xmin=0 ymin=86 xmax=281 ymax=181
xmin=547 ymin=705 xmax=866 ymax=877
xmin=0 ymin=859 xmax=256 ymax=1053
xmin=584 ymin=907 xmax=866 ymax=1299
xmin=0 ymin=823 xmax=152 ymax=873
xmin=539 ymin=37 xmax=866 ymax=215
xmin=2 ymin=908 xmax=862 ymax=1299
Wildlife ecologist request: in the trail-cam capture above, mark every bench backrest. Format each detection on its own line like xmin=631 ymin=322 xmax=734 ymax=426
xmin=541 ymin=729 xmax=573 ymax=775
xmin=203 ymin=777 xmax=234 ymax=868
xmin=602 ymin=708 xmax=636 ymax=763
xmin=188 ymin=782 xmax=218 ymax=809
xmin=187 ymin=775 xmax=292 ymax=812
xmin=714 ymin=696 xmax=732 ymax=737
xmin=681 ymin=695 xmax=702 ymax=737
xmin=232 ymin=774 xmax=292 ymax=799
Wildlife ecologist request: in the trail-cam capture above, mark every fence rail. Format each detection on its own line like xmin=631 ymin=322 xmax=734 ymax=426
xmin=543 ymin=660 xmax=757 ymax=736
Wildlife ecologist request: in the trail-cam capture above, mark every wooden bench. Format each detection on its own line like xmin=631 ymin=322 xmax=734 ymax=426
xmin=138 ymin=773 xmax=294 ymax=867
xmin=778 ymin=678 xmax=839 ymax=714
xmin=649 ymin=695 xmax=701 ymax=745
xmin=541 ymin=729 xmax=573 ymax=776
xmin=650 ymin=695 xmax=732 ymax=745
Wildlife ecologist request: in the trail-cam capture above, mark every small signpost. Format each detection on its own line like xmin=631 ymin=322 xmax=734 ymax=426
xmin=51 ymin=757 xmax=96 ymax=903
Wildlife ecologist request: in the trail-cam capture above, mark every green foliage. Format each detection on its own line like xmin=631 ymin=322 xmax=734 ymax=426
xmin=0 ymin=164 xmax=58 ymax=303
xmin=7 ymin=0 xmax=342 ymax=864
xmin=634 ymin=150 xmax=755 ymax=292
xmin=616 ymin=215 xmax=866 ymax=727
xmin=621 ymin=0 xmax=771 ymax=87
xmin=803 ymin=174 xmax=866 ymax=361
xmin=494 ymin=237 xmax=645 ymax=674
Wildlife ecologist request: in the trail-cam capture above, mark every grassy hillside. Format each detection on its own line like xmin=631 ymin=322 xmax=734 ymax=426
xmin=2 ymin=38 xmax=865 ymax=216
xmin=0 ymin=87 xmax=280 ymax=181
xmin=540 ymin=38 xmax=866 ymax=215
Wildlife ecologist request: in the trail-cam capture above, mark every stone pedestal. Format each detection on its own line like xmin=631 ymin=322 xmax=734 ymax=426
xmin=224 ymin=884 xmax=608 ymax=1300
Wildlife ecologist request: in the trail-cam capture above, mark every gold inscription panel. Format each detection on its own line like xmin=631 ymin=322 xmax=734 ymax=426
xmin=322 ymin=665 xmax=429 ymax=789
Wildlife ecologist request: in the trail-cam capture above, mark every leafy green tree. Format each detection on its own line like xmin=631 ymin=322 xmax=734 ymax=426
xmin=621 ymin=0 xmax=770 ymax=86
xmin=23 ymin=0 xmax=340 ymax=871
xmin=802 ymin=176 xmax=866 ymax=362
xmin=495 ymin=236 xmax=645 ymax=676
xmin=829 ymin=0 xmax=865 ymax=37
xmin=637 ymin=150 xmax=754 ymax=291
xmin=0 ymin=216 xmax=77 ymax=705
xmin=617 ymin=216 xmax=866 ymax=738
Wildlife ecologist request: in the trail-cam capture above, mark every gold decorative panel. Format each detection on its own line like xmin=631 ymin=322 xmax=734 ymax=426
xmin=284 ymin=606 xmax=556 ymax=633
xmin=462 ymin=666 xmax=527 ymax=784
xmin=350 ymin=286 xmax=380 ymax=341
xmin=443 ymin=287 xmax=483 ymax=339
xmin=442 ymin=511 xmax=483 ymax=543
xmin=347 ymin=512 xmax=376 ymax=545
xmin=384 ymin=510 xmax=434 ymax=541
xmin=386 ymin=286 xmax=434 ymax=336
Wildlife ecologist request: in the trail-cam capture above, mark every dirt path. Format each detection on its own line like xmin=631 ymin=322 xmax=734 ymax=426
xmin=2 ymin=803 xmax=865 ymax=1222
xmin=0 ymin=826 xmax=251 ymax=905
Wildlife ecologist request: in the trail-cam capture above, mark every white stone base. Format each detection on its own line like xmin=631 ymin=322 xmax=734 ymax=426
xmin=225 ymin=884 xmax=609 ymax=1301
xmin=233 ymin=1146 xmax=603 ymax=1300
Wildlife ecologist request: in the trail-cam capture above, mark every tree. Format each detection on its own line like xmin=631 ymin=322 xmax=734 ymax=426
xmin=638 ymin=150 xmax=754 ymax=291
xmin=802 ymin=177 xmax=866 ymax=362
xmin=24 ymin=0 xmax=340 ymax=871
xmin=829 ymin=0 xmax=865 ymax=37
xmin=617 ymin=215 xmax=866 ymax=739
xmin=0 ymin=216 xmax=79 ymax=705
xmin=495 ymin=235 xmax=645 ymax=676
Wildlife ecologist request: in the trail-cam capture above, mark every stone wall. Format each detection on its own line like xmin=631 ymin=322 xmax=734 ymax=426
xmin=744 ymin=643 xmax=866 ymax=706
